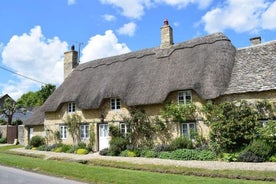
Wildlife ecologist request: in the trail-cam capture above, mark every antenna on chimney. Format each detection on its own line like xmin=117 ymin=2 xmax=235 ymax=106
xmin=70 ymin=41 xmax=84 ymax=62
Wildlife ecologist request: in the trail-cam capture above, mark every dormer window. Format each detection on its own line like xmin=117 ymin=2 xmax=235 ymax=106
xmin=68 ymin=102 xmax=76 ymax=113
xmin=178 ymin=90 xmax=192 ymax=104
xmin=110 ymin=98 xmax=121 ymax=110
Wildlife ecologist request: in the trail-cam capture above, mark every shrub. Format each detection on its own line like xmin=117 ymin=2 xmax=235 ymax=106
xmin=197 ymin=150 xmax=216 ymax=161
xmin=143 ymin=150 xmax=158 ymax=158
xmin=0 ymin=137 xmax=7 ymax=144
xmin=38 ymin=145 xmax=51 ymax=151
xmin=221 ymin=153 xmax=238 ymax=162
xmin=60 ymin=144 xmax=71 ymax=153
xmin=127 ymin=151 xmax=137 ymax=157
xmin=25 ymin=145 xmax=32 ymax=149
xmin=55 ymin=147 xmax=62 ymax=152
xmin=170 ymin=149 xmax=197 ymax=160
xmin=238 ymin=151 xmax=263 ymax=162
xmin=269 ymin=155 xmax=276 ymax=162
xmin=30 ymin=135 xmax=45 ymax=147
xmin=119 ymin=150 xmax=128 ymax=157
xmin=109 ymin=125 xmax=121 ymax=137
xmin=99 ymin=148 xmax=109 ymax=156
xmin=76 ymin=148 xmax=89 ymax=154
xmin=77 ymin=142 xmax=87 ymax=149
xmin=153 ymin=144 xmax=171 ymax=152
xmin=158 ymin=151 xmax=171 ymax=159
xmin=238 ymin=139 xmax=273 ymax=162
xmin=170 ymin=136 xmax=193 ymax=151
xmin=109 ymin=137 xmax=128 ymax=156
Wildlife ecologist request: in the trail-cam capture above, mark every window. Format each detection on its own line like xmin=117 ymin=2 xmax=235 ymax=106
xmin=68 ymin=102 xmax=76 ymax=113
xmin=120 ymin=123 xmax=127 ymax=136
xmin=60 ymin=125 xmax=67 ymax=139
xmin=178 ymin=91 xmax=192 ymax=104
xmin=181 ymin=122 xmax=196 ymax=139
xmin=80 ymin=124 xmax=89 ymax=139
xmin=110 ymin=98 xmax=121 ymax=110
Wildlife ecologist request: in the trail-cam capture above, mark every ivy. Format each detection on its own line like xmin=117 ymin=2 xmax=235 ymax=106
xmin=64 ymin=113 xmax=82 ymax=145
xmin=162 ymin=102 xmax=197 ymax=122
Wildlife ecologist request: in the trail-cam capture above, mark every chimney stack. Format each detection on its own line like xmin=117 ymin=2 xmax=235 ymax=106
xmin=250 ymin=36 xmax=261 ymax=46
xmin=160 ymin=19 xmax=173 ymax=49
xmin=64 ymin=45 xmax=79 ymax=79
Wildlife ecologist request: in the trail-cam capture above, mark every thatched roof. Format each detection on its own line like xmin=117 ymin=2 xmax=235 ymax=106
xmin=224 ymin=40 xmax=276 ymax=95
xmin=43 ymin=32 xmax=235 ymax=112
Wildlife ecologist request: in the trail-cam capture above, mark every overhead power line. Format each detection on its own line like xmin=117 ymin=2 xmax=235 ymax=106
xmin=0 ymin=65 xmax=47 ymax=85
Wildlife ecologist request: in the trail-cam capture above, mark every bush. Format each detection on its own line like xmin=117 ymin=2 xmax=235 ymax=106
xmin=170 ymin=149 xmax=197 ymax=160
xmin=153 ymin=144 xmax=171 ymax=152
xmin=127 ymin=151 xmax=137 ymax=157
xmin=55 ymin=147 xmax=62 ymax=152
xmin=119 ymin=150 xmax=128 ymax=157
xmin=269 ymin=155 xmax=276 ymax=162
xmin=30 ymin=135 xmax=45 ymax=147
xmin=0 ymin=137 xmax=7 ymax=144
xmin=76 ymin=148 xmax=89 ymax=154
xmin=99 ymin=148 xmax=109 ymax=156
xmin=197 ymin=150 xmax=216 ymax=161
xmin=77 ymin=142 xmax=87 ymax=149
xmin=221 ymin=153 xmax=238 ymax=162
xmin=143 ymin=150 xmax=158 ymax=158
xmin=38 ymin=145 xmax=51 ymax=151
xmin=60 ymin=144 xmax=71 ymax=153
xmin=238 ymin=139 xmax=273 ymax=162
xmin=238 ymin=151 xmax=263 ymax=162
xmin=158 ymin=151 xmax=171 ymax=159
xmin=25 ymin=145 xmax=32 ymax=149
xmin=170 ymin=136 xmax=193 ymax=151
xmin=109 ymin=137 xmax=128 ymax=156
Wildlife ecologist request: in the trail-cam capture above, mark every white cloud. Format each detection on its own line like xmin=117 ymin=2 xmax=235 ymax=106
xmin=262 ymin=1 xmax=276 ymax=30
xmin=117 ymin=22 xmax=137 ymax=36
xmin=68 ymin=0 xmax=76 ymax=5
xmin=102 ymin=14 xmax=116 ymax=21
xmin=154 ymin=0 xmax=213 ymax=9
xmin=80 ymin=30 xmax=131 ymax=62
xmin=201 ymin=0 xmax=274 ymax=33
xmin=100 ymin=0 xmax=152 ymax=19
xmin=1 ymin=26 xmax=68 ymax=99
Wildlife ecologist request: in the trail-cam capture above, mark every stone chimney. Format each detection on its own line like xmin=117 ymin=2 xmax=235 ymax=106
xmin=250 ymin=36 xmax=261 ymax=46
xmin=64 ymin=45 xmax=79 ymax=79
xmin=160 ymin=19 xmax=173 ymax=49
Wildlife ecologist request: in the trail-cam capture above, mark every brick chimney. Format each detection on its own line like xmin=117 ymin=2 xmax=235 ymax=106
xmin=250 ymin=36 xmax=261 ymax=46
xmin=160 ymin=19 xmax=173 ymax=49
xmin=64 ymin=45 xmax=78 ymax=79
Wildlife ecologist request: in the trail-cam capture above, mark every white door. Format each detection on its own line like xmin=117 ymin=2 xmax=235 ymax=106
xmin=99 ymin=124 xmax=109 ymax=151
xmin=29 ymin=128 xmax=33 ymax=140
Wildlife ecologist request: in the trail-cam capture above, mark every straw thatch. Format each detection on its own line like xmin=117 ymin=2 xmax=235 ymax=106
xmin=26 ymin=32 xmax=236 ymax=125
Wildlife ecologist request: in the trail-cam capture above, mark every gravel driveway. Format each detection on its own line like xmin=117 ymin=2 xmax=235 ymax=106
xmin=10 ymin=147 xmax=276 ymax=171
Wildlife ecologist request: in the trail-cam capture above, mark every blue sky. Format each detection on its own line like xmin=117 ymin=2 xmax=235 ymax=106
xmin=1 ymin=0 xmax=276 ymax=99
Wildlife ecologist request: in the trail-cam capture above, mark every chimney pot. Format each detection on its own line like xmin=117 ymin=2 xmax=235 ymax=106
xmin=71 ymin=44 xmax=75 ymax=51
xmin=164 ymin=19 xmax=169 ymax=26
xmin=250 ymin=36 xmax=261 ymax=46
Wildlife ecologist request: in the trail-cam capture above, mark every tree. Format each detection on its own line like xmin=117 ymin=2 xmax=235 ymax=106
xmin=0 ymin=97 xmax=18 ymax=125
xmin=17 ymin=84 xmax=56 ymax=108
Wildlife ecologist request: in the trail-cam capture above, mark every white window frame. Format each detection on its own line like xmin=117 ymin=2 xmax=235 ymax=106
xmin=80 ymin=124 xmax=89 ymax=139
xmin=60 ymin=125 xmax=67 ymax=139
xmin=181 ymin=122 xmax=196 ymax=139
xmin=110 ymin=98 xmax=121 ymax=110
xmin=120 ymin=123 xmax=127 ymax=136
xmin=178 ymin=90 xmax=192 ymax=104
xmin=68 ymin=102 xmax=76 ymax=113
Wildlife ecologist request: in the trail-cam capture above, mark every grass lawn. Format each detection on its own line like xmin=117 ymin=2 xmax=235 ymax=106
xmin=0 ymin=145 xmax=275 ymax=184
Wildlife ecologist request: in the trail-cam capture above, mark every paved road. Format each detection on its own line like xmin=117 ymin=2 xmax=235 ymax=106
xmin=0 ymin=165 xmax=87 ymax=184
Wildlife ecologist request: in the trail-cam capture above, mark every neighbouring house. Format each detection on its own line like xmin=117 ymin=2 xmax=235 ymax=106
xmin=25 ymin=20 xmax=276 ymax=151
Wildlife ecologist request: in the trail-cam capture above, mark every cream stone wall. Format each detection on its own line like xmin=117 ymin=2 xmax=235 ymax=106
xmin=42 ymin=90 xmax=211 ymax=150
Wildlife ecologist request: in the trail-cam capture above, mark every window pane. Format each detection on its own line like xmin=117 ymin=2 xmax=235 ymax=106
xmin=182 ymin=123 xmax=188 ymax=136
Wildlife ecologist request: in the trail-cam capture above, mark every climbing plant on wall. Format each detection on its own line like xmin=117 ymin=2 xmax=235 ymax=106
xmin=64 ymin=113 xmax=82 ymax=145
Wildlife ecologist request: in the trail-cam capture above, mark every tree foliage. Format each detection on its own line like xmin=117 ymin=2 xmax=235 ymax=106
xmin=202 ymin=100 xmax=275 ymax=153
xmin=0 ymin=97 xmax=18 ymax=125
xmin=17 ymin=84 xmax=56 ymax=108
xmin=162 ymin=102 xmax=197 ymax=122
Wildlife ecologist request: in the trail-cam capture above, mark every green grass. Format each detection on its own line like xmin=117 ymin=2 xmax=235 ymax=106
xmin=0 ymin=145 xmax=275 ymax=184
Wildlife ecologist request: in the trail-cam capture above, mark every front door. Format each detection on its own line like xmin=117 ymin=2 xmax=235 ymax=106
xmin=99 ymin=124 xmax=109 ymax=151
xmin=29 ymin=127 xmax=33 ymax=141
